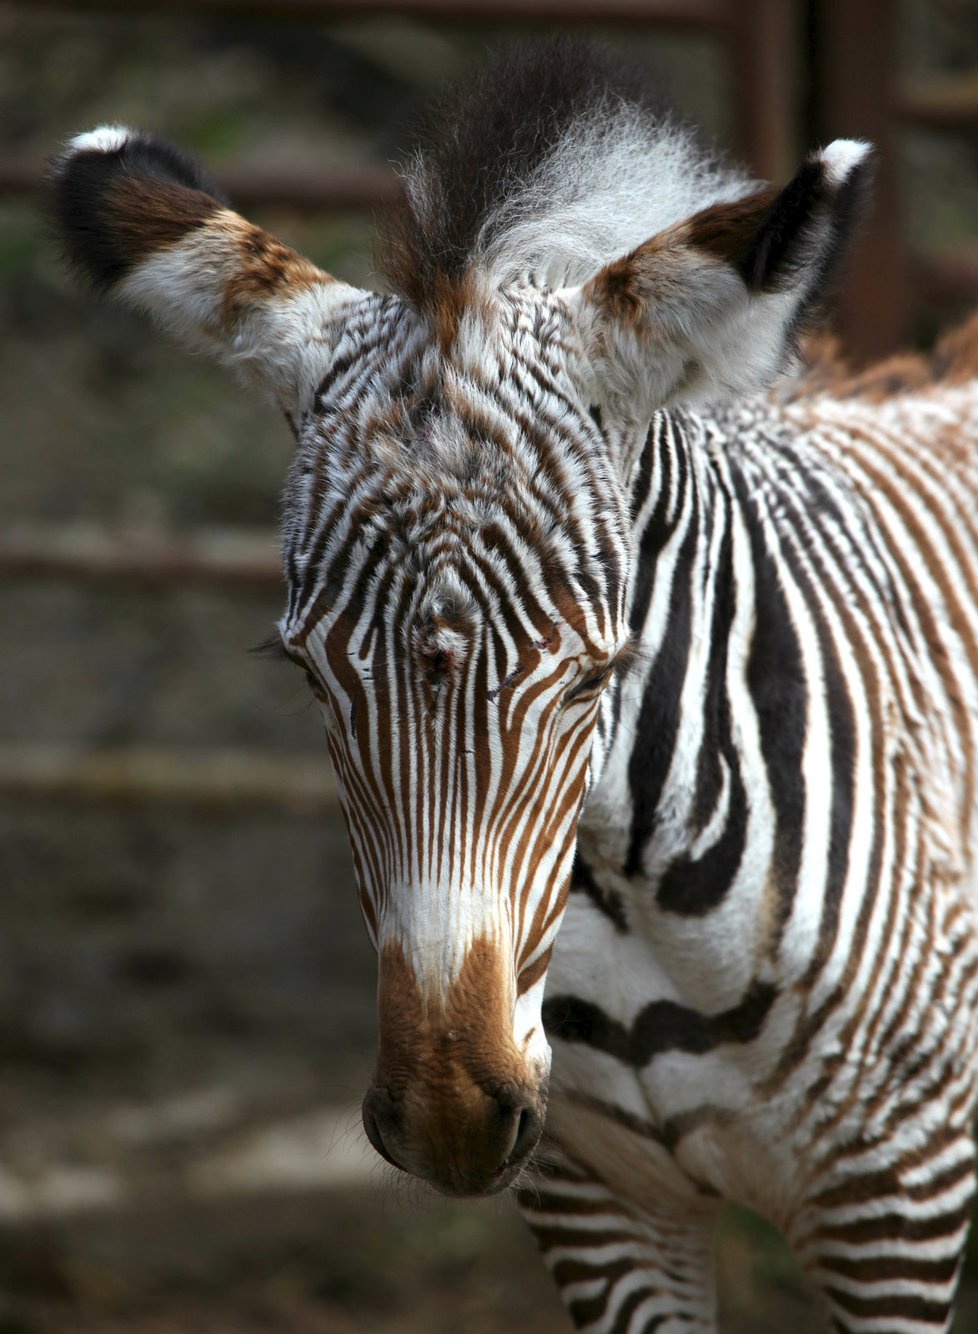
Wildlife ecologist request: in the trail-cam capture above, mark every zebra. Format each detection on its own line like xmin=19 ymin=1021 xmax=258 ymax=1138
xmin=50 ymin=41 xmax=978 ymax=1333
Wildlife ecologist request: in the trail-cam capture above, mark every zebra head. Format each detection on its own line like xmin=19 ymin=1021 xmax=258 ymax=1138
xmin=277 ymin=288 xmax=635 ymax=1194
xmin=51 ymin=47 xmax=869 ymax=1198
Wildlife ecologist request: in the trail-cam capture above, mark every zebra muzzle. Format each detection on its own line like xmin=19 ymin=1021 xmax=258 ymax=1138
xmin=365 ymin=937 xmax=549 ymax=1194
xmin=361 ymin=1078 xmax=544 ymax=1196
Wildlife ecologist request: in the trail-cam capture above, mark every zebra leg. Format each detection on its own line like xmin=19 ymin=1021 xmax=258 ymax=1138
xmin=790 ymin=1137 xmax=976 ymax=1333
xmin=518 ymin=1152 xmax=721 ymax=1332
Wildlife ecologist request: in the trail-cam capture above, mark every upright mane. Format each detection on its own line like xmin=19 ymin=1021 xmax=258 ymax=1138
xmin=378 ymin=41 xmax=756 ymax=312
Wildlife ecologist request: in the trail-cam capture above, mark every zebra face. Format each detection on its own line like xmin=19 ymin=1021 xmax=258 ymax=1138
xmin=279 ymin=293 xmax=633 ymax=1194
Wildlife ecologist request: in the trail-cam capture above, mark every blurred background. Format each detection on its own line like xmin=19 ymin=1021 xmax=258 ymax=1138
xmin=2 ymin=1 xmax=978 ymax=1330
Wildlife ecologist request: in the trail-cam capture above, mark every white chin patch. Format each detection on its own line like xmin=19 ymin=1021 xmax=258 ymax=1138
xmin=68 ymin=125 xmax=133 ymax=156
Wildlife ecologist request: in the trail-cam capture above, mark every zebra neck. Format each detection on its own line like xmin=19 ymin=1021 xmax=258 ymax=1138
xmin=584 ymin=405 xmax=763 ymax=909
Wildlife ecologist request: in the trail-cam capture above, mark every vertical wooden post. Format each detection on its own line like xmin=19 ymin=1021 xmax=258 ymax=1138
xmin=727 ymin=0 xmax=798 ymax=182
xmin=809 ymin=0 xmax=909 ymax=364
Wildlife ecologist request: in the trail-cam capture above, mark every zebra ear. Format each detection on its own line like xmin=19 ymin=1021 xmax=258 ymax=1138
xmin=49 ymin=126 xmax=365 ymax=417
xmin=576 ymin=139 xmax=872 ymax=411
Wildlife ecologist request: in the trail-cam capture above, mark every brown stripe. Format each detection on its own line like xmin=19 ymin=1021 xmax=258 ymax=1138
xmin=107 ymin=175 xmax=221 ymax=270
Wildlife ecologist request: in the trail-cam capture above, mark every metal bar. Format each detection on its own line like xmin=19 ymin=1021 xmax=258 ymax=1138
xmin=809 ymin=0 xmax=910 ymax=364
xmin=0 ymin=523 xmax=283 ymax=591
xmin=0 ymin=156 xmax=399 ymax=211
xmin=901 ymin=79 xmax=978 ymax=131
xmin=23 ymin=0 xmax=725 ymax=28
xmin=0 ymin=743 xmax=337 ymax=815
xmin=725 ymin=0 xmax=797 ymax=181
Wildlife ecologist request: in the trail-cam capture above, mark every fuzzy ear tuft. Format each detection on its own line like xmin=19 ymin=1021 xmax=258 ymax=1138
xmin=49 ymin=126 xmax=363 ymax=414
xmin=820 ymin=138 xmax=872 ymax=188
xmin=50 ymin=126 xmax=230 ymax=291
xmin=575 ymin=139 xmax=873 ymax=412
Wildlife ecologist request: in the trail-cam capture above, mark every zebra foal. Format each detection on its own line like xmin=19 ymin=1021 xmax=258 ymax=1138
xmin=51 ymin=43 xmax=978 ymax=1333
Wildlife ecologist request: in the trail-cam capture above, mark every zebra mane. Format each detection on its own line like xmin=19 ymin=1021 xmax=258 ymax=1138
xmin=378 ymin=40 xmax=756 ymax=309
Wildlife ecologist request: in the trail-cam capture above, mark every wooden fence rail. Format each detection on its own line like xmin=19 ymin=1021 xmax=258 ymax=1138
xmin=0 ymin=155 xmax=399 ymax=211
xmin=0 ymin=523 xmax=283 ymax=591
xmin=24 ymin=0 xmax=726 ymax=29
xmin=0 ymin=743 xmax=337 ymax=814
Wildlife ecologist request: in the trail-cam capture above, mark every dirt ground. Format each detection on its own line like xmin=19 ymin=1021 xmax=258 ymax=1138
xmin=0 ymin=1184 xmax=858 ymax=1334
xmin=5 ymin=1187 xmax=978 ymax=1333
xmin=2 ymin=1087 xmax=977 ymax=1334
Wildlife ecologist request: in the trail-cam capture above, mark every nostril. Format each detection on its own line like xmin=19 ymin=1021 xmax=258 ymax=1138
xmin=362 ymin=1094 xmax=404 ymax=1172
xmin=497 ymin=1096 xmax=542 ymax=1169
xmin=508 ymin=1104 xmax=541 ymax=1164
xmin=500 ymin=1107 xmax=522 ymax=1163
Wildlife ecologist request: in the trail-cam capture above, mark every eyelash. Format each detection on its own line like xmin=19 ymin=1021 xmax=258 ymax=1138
xmin=304 ymin=667 xmax=329 ymax=703
xmin=565 ymin=664 xmax=614 ymax=702
xmin=253 ymin=636 xmax=334 ymax=708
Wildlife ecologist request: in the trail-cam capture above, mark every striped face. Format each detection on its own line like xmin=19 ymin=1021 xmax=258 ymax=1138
xmin=279 ymin=291 xmax=632 ymax=1194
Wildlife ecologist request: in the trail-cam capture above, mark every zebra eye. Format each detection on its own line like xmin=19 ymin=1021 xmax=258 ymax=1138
xmin=565 ymin=665 xmax=613 ymax=702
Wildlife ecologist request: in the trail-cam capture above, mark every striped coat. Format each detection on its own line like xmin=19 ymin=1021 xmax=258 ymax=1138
xmin=538 ymin=367 xmax=978 ymax=1331
xmin=51 ymin=42 xmax=978 ymax=1334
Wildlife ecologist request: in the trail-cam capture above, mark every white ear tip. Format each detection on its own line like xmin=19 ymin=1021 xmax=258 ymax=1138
xmin=67 ymin=125 xmax=134 ymax=156
xmin=820 ymin=138 xmax=872 ymax=188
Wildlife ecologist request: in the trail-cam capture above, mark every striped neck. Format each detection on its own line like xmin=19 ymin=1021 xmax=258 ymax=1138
xmin=586 ymin=406 xmax=754 ymax=900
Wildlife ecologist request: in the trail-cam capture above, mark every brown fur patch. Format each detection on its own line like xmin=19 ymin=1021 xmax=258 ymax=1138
xmin=428 ymin=273 xmax=467 ymax=349
xmin=371 ymin=936 xmax=541 ymax=1190
xmin=376 ymin=936 xmax=524 ymax=1096
xmin=586 ymin=246 xmax=658 ymax=323
xmin=222 ymin=217 xmax=329 ymax=323
xmin=682 ymin=186 xmax=779 ymax=268
xmin=107 ymin=175 xmax=221 ymax=271
xmin=516 ymin=945 xmax=552 ymax=996
xmin=781 ymin=314 xmax=978 ymax=407
xmin=832 ymin=352 xmax=931 ymax=403
xmin=585 ymin=187 xmax=779 ymax=330
xmin=425 ymin=270 xmax=493 ymax=352
xmin=584 ymin=227 xmax=691 ymax=327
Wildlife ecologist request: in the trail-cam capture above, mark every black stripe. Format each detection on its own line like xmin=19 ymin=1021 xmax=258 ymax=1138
xmin=655 ymin=509 xmax=747 ymax=915
xmin=624 ymin=486 xmax=697 ymax=877
xmin=626 ymin=414 xmax=684 ymax=635
xmin=542 ymin=979 xmax=777 ymax=1066
xmin=688 ymin=510 xmax=735 ymax=834
xmin=815 ymin=1196 xmax=974 ymax=1246
xmin=732 ymin=459 xmax=807 ymax=936
xmin=612 ymin=1292 xmax=675 ymax=1333
xmin=568 ymin=853 xmax=628 ymax=932
xmin=823 ymin=1251 xmax=961 ymax=1285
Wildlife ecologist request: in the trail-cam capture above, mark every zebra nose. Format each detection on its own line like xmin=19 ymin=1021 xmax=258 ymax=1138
xmin=501 ymin=1094 xmax=544 ymax=1166
xmin=361 ymin=1082 xmax=544 ymax=1196
xmin=361 ymin=1087 xmax=403 ymax=1170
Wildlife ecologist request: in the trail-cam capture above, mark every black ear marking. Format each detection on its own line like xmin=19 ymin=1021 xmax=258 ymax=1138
xmin=739 ymin=142 xmax=874 ymax=301
xmin=739 ymin=158 xmax=825 ymax=292
xmin=48 ymin=128 xmax=229 ymax=291
xmin=805 ymin=146 xmax=875 ymax=302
